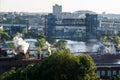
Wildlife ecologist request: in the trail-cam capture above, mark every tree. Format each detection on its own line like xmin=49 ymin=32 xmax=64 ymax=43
xmin=113 ymin=36 xmax=120 ymax=48
xmin=0 ymin=29 xmax=10 ymax=42
xmin=37 ymin=46 xmax=42 ymax=59
xmin=8 ymin=42 xmax=15 ymax=49
xmin=110 ymin=75 xmax=120 ymax=80
xmin=0 ymin=67 xmax=26 ymax=80
xmin=35 ymin=38 xmax=46 ymax=48
xmin=22 ymin=28 xmax=29 ymax=38
xmin=35 ymin=38 xmax=46 ymax=59
xmin=102 ymin=36 xmax=107 ymax=45
xmin=37 ymin=31 xmax=45 ymax=39
xmin=55 ymin=39 xmax=67 ymax=50
xmin=0 ymin=50 xmax=101 ymax=80
xmin=25 ymin=50 xmax=100 ymax=80
xmin=22 ymin=28 xmax=28 ymax=34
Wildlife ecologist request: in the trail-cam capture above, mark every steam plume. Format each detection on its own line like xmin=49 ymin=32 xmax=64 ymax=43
xmin=13 ymin=33 xmax=29 ymax=55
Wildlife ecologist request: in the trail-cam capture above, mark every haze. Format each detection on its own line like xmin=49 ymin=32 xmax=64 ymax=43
xmin=0 ymin=0 xmax=120 ymax=14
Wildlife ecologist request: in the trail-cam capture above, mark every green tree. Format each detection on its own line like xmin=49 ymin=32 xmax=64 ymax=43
xmin=110 ymin=75 xmax=120 ymax=80
xmin=102 ymin=36 xmax=107 ymax=45
xmin=22 ymin=28 xmax=28 ymax=38
xmin=37 ymin=46 xmax=42 ymax=59
xmin=25 ymin=50 xmax=100 ymax=80
xmin=113 ymin=36 xmax=120 ymax=48
xmin=0 ymin=28 xmax=3 ymax=32
xmin=22 ymin=28 xmax=28 ymax=34
xmin=0 ymin=67 xmax=26 ymax=80
xmin=55 ymin=39 xmax=67 ymax=50
xmin=37 ymin=31 xmax=45 ymax=39
xmin=8 ymin=42 xmax=15 ymax=49
xmin=0 ymin=29 xmax=10 ymax=42
xmin=0 ymin=50 xmax=101 ymax=80
xmin=35 ymin=38 xmax=46 ymax=59
xmin=35 ymin=38 xmax=46 ymax=48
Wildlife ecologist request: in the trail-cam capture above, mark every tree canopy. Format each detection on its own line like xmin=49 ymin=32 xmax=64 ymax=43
xmin=8 ymin=41 xmax=15 ymax=48
xmin=35 ymin=38 xmax=46 ymax=48
xmin=110 ymin=75 xmax=120 ymax=80
xmin=113 ymin=36 xmax=120 ymax=48
xmin=0 ymin=28 xmax=10 ymax=42
xmin=0 ymin=50 xmax=100 ymax=80
xmin=55 ymin=39 xmax=67 ymax=50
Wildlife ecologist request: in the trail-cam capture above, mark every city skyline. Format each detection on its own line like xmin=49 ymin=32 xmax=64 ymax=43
xmin=0 ymin=0 xmax=120 ymax=14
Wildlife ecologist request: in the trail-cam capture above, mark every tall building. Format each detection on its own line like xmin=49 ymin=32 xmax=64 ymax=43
xmin=85 ymin=14 xmax=98 ymax=39
xmin=55 ymin=18 xmax=86 ymax=40
xmin=53 ymin=4 xmax=62 ymax=14
xmin=46 ymin=13 xmax=98 ymax=41
xmin=46 ymin=14 xmax=56 ymax=41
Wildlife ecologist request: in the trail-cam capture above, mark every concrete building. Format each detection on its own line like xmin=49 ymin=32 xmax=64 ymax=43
xmin=46 ymin=14 xmax=56 ymax=41
xmin=46 ymin=13 xmax=98 ymax=41
xmin=85 ymin=14 xmax=98 ymax=39
xmin=53 ymin=4 xmax=62 ymax=15
xmin=97 ymin=18 xmax=120 ymax=35
xmin=55 ymin=18 xmax=86 ymax=40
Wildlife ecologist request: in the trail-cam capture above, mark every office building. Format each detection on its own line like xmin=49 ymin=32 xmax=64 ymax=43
xmin=53 ymin=4 xmax=62 ymax=14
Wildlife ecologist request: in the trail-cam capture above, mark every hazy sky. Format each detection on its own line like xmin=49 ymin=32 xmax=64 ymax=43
xmin=0 ymin=0 xmax=120 ymax=14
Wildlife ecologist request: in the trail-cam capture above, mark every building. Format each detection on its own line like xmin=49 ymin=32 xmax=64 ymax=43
xmin=97 ymin=18 xmax=120 ymax=36
xmin=46 ymin=13 xmax=98 ymax=41
xmin=85 ymin=14 xmax=98 ymax=39
xmin=53 ymin=4 xmax=62 ymax=15
xmin=46 ymin=14 xmax=56 ymax=41
xmin=55 ymin=18 xmax=86 ymax=40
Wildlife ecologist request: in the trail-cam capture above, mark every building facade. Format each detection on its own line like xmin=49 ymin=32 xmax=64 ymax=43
xmin=53 ymin=4 xmax=62 ymax=15
xmin=97 ymin=18 xmax=120 ymax=36
xmin=46 ymin=13 xmax=98 ymax=41
xmin=85 ymin=14 xmax=98 ymax=39
xmin=46 ymin=14 xmax=56 ymax=41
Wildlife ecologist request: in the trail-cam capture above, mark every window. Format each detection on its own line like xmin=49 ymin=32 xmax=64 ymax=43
xmin=113 ymin=70 xmax=116 ymax=75
xmin=101 ymin=70 xmax=105 ymax=76
xmin=108 ymin=70 xmax=111 ymax=76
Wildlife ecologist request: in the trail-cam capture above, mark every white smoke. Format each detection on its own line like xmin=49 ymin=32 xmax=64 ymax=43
xmin=13 ymin=33 xmax=29 ymax=54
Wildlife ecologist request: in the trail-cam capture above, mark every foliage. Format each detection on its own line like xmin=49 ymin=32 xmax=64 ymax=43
xmin=0 ymin=50 xmax=101 ymax=80
xmin=22 ymin=28 xmax=28 ymax=34
xmin=55 ymin=39 xmax=67 ymax=50
xmin=113 ymin=36 xmax=120 ymax=48
xmin=0 ymin=67 xmax=16 ymax=80
xmin=26 ymin=49 xmax=100 ymax=80
xmin=37 ymin=31 xmax=45 ymax=39
xmin=8 ymin=42 xmax=15 ymax=48
xmin=0 ymin=67 xmax=26 ymax=80
xmin=102 ymin=36 xmax=107 ymax=45
xmin=37 ymin=46 xmax=42 ymax=54
xmin=110 ymin=75 xmax=120 ymax=80
xmin=35 ymin=38 xmax=46 ymax=48
xmin=0 ymin=29 xmax=10 ymax=42
xmin=0 ymin=28 xmax=3 ymax=32
xmin=27 ymin=50 xmax=100 ymax=80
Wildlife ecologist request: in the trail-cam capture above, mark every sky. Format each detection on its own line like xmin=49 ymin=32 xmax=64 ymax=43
xmin=0 ymin=0 xmax=120 ymax=14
